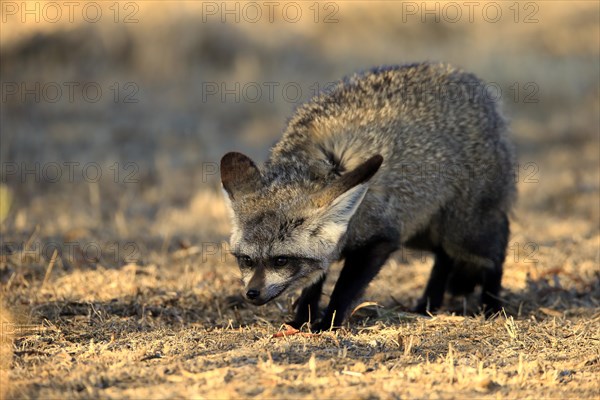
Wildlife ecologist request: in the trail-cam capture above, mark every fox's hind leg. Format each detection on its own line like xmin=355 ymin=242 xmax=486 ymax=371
xmin=313 ymin=239 xmax=397 ymax=331
xmin=288 ymin=275 xmax=325 ymax=329
xmin=445 ymin=210 xmax=510 ymax=317
xmin=413 ymin=248 xmax=453 ymax=314
xmin=479 ymin=212 xmax=509 ymax=315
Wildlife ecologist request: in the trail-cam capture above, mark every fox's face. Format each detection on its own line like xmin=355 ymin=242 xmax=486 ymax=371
xmin=220 ymin=152 xmax=382 ymax=305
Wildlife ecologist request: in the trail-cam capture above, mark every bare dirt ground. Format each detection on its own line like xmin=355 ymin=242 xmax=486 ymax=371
xmin=1 ymin=2 xmax=599 ymax=399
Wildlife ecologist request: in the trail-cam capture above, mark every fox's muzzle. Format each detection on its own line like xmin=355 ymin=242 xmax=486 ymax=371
xmin=244 ymin=286 xmax=286 ymax=305
xmin=244 ymin=267 xmax=289 ymax=305
xmin=245 ymin=267 xmax=266 ymax=304
xmin=244 ymin=289 xmax=271 ymax=305
xmin=246 ymin=289 xmax=260 ymax=300
xmin=244 ymin=268 xmax=270 ymax=305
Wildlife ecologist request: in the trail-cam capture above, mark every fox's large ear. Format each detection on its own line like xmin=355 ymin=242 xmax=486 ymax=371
xmin=312 ymin=155 xmax=383 ymax=243
xmin=314 ymin=154 xmax=383 ymax=207
xmin=220 ymin=152 xmax=262 ymax=201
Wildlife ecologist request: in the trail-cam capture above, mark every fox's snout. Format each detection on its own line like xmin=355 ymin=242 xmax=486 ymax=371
xmin=243 ymin=285 xmax=279 ymax=305
xmin=242 ymin=266 xmax=293 ymax=305
xmin=244 ymin=269 xmax=267 ymax=304
xmin=244 ymin=288 xmax=269 ymax=305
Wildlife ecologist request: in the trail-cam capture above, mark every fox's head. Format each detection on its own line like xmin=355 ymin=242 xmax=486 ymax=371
xmin=220 ymin=152 xmax=383 ymax=305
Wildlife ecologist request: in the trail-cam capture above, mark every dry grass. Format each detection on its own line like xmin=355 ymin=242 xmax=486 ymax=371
xmin=0 ymin=297 xmax=12 ymax=400
xmin=1 ymin=1 xmax=599 ymax=399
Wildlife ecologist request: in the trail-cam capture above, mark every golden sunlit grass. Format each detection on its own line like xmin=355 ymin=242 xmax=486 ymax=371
xmin=0 ymin=297 xmax=12 ymax=400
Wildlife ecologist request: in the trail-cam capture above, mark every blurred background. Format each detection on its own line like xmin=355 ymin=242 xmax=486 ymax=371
xmin=1 ymin=2 xmax=599 ymax=397
xmin=0 ymin=1 xmax=598 ymax=301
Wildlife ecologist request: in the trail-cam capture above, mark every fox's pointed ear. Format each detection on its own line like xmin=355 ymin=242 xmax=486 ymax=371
xmin=313 ymin=154 xmax=383 ymax=207
xmin=310 ymin=155 xmax=383 ymax=244
xmin=313 ymin=183 xmax=369 ymax=244
xmin=220 ymin=152 xmax=262 ymax=201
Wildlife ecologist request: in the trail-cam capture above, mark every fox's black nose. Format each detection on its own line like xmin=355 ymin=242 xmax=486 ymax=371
xmin=246 ymin=289 xmax=260 ymax=300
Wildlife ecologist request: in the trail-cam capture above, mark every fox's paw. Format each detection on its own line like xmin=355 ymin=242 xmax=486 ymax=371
xmin=411 ymin=302 xmax=429 ymax=315
xmin=308 ymin=319 xmax=339 ymax=333
xmin=285 ymin=319 xmax=307 ymax=330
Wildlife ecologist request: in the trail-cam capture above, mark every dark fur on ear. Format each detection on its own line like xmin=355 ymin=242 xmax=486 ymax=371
xmin=220 ymin=152 xmax=262 ymax=200
xmin=314 ymin=154 xmax=383 ymax=207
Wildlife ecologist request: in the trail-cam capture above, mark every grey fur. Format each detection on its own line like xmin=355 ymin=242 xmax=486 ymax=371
xmin=221 ymin=62 xmax=516 ymax=326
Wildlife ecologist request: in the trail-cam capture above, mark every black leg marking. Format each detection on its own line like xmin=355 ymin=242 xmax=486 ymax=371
xmin=481 ymin=268 xmax=503 ymax=317
xmin=313 ymin=240 xmax=397 ymax=331
xmin=288 ymin=274 xmax=325 ymax=329
xmin=447 ymin=262 xmax=479 ymax=296
xmin=480 ymin=213 xmax=509 ymax=317
xmin=414 ymin=248 xmax=453 ymax=315
xmin=446 ymin=211 xmax=509 ymax=317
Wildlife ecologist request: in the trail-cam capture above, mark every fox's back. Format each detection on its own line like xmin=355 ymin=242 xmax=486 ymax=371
xmin=267 ymin=62 xmax=515 ymax=243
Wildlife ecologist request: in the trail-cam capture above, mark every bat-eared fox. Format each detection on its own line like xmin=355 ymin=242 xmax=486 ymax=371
xmin=220 ymin=62 xmax=515 ymax=331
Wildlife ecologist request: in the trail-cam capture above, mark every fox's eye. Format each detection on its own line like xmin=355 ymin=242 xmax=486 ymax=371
xmin=240 ymin=256 xmax=254 ymax=268
xmin=274 ymin=257 xmax=288 ymax=267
